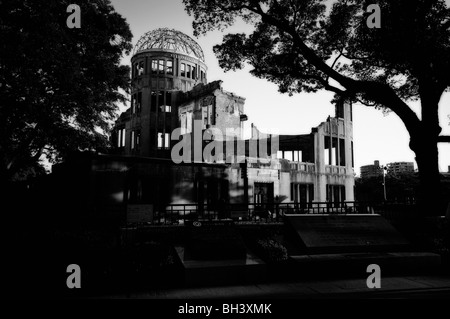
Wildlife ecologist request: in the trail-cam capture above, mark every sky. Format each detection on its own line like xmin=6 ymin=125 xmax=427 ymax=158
xmin=110 ymin=0 xmax=450 ymax=176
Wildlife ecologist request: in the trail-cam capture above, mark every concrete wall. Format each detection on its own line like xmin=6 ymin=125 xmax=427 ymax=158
xmin=312 ymin=100 xmax=354 ymax=202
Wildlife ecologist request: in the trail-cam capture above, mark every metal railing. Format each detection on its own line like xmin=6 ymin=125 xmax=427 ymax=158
xmin=134 ymin=201 xmax=415 ymax=226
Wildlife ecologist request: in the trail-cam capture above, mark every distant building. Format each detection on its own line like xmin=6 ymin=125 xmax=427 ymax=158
xmin=360 ymin=160 xmax=382 ymax=179
xmin=386 ymin=162 xmax=414 ymax=176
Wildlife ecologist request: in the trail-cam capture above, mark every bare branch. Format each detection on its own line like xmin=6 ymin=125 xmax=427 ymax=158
xmin=326 ymin=47 xmax=344 ymax=83
xmin=355 ymin=97 xmax=377 ymax=107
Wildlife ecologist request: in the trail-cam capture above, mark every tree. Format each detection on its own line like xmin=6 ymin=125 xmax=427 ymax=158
xmin=355 ymin=173 xmax=420 ymax=203
xmin=183 ymin=0 xmax=450 ymax=215
xmin=0 ymin=0 xmax=132 ymax=181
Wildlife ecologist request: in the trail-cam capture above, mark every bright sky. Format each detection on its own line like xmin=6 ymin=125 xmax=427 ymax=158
xmin=110 ymin=0 xmax=450 ymax=176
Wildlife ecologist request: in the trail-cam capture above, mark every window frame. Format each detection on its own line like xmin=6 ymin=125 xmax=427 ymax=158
xmin=187 ymin=65 xmax=191 ymax=78
xmin=157 ymin=132 xmax=163 ymax=149
xmin=151 ymin=60 xmax=158 ymax=74
xmin=151 ymin=91 xmax=157 ymax=112
xmin=181 ymin=63 xmax=186 ymax=77
xmin=136 ymin=92 xmax=142 ymax=114
xmin=117 ymin=128 xmax=126 ymax=148
xmin=137 ymin=61 xmax=144 ymax=76
xmin=166 ymin=59 xmax=173 ymax=75
xmin=164 ymin=133 xmax=170 ymax=149
xmin=158 ymin=59 xmax=164 ymax=73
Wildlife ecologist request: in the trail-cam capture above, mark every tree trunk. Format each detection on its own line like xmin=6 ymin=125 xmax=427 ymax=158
xmin=412 ymin=82 xmax=446 ymax=216
xmin=412 ymin=136 xmax=445 ymax=216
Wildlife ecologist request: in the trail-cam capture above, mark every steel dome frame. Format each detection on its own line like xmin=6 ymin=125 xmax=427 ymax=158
xmin=133 ymin=28 xmax=205 ymax=62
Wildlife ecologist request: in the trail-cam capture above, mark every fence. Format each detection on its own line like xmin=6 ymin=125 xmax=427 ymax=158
xmin=133 ymin=201 xmax=416 ymax=226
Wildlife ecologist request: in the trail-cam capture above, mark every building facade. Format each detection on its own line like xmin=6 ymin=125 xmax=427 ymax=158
xmin=386 ymin=162 xmax=415 ymax=176
xmin=360 ymin=160 xmax=383 ymax=179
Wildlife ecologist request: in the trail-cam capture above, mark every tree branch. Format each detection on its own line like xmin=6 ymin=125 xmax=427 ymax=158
xmin=326 ymin=47 xmax=344 ymax=83
xmin=242 ymin=2 xmax=421 ymax=136
xmin=206 ymin=1 xmax=422 ymax=137
xmin=355 ymin=97 xmax=377 ymax=107
xmin=277 ymin=67 xmax=347 ymax=96
xmin=437 ymin=135 xmax=450 ymax=143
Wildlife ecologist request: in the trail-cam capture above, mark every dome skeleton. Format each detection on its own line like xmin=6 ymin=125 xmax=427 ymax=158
xmin=133 ymin=28 xmax=205 ymax=62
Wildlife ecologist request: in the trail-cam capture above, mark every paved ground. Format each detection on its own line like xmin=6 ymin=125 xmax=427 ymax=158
xmin=102 ymin=275 xmax=450 ymax=299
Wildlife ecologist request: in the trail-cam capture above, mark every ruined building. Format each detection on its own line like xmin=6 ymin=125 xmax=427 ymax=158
xmin=112 ymin=28 xmax=247 ymax=159
xmin=81 ymin=28 xmax=356 ymax=221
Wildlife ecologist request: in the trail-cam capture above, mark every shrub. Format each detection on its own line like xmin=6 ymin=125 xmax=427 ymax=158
xmin=255 ymin=238 xmax=288 ymax=263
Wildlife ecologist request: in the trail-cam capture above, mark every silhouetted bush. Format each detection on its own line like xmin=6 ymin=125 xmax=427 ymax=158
xmin=254 ymin=238 xmax=288 ymax=263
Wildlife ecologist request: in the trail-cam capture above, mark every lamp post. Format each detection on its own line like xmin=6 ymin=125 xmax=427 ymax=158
xmin=381 ymin=165 xmax=387 ymax=201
